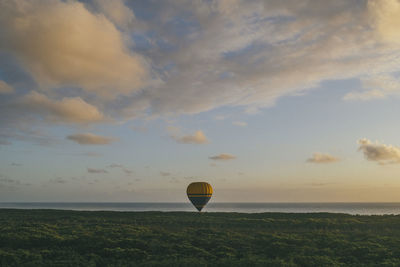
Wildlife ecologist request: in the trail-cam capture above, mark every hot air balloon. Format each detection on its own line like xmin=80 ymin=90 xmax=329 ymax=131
xmin=187 ymin=182 xmax=213 ymax=212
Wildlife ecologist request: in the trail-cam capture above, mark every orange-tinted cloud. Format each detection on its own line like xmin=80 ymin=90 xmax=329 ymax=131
xmin=67 ymin=133 xmax=114 ymax=145
xmin=307 ymin=153 xmax=340 ymax=164
xmin=19 ymin=91 xmax=104 ymax=124
xmin=209 ymin=153 xmax=236 ymax=160
xmin=0 ymin=0 xmax=147 ymax=98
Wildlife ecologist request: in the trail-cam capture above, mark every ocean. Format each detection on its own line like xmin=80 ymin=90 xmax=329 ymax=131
xmin=1 ymin=202 xmax=400 ymax=215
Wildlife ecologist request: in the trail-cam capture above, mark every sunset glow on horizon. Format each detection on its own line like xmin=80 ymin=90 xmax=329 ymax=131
xmin=2 ymin=0 xmax=400 ymax=202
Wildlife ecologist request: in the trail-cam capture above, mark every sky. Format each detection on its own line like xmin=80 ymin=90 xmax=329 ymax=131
xmin=1 ymin=0 xmax=400 ymax=202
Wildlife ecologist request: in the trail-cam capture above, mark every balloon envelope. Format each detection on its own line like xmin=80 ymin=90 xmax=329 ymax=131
xmin=187 ymin=182 xmax=213 ymax=211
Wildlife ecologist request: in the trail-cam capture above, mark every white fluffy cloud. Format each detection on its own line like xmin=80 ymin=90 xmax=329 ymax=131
xmin=67 ymin=133 xmax=114 ymax=145
xmin=307 ymin=153 xmax=340 ymax=164
xmin=358 ymin=138 xmax=400 ymax=165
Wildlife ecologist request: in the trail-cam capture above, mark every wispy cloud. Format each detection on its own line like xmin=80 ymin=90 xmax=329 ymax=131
xmin=215 ymin=115 xmax=226 ymax=121
xmin=307 ymin=153 xmax=340 ymax=164
xmin=131 ymin=125 xmax=148 ymax=132
xmin=2 ymin=0 xmax=400 ymax=148
xmin=67 ymin=133 xmax=114 ymax=145
xmin=343 ymin=89 xmax=385 ymax=101
xmin=160 ymin=171 xmax=171 ymax=177
xmin=305 ymin=182 xmax=335 ymax=187
xmin=81 ymin=152 xmax=102 ymax=157
xmin=123 ymin=169 xmax=133 ymax=175
xmin=0 ymin=141 xmax=11 ymax=145
xmin=0 ymin=177 xmax=21 ymax=190
xmin=108 ymin=164 xmax=124 ymax=168
xmin=232 ymin=121 xmax=247 ymax=127
xmin=168 ymin=127 xmax=209 ymax=144
xmin=107 ymin=163 xmax=133 ymax=175
xmin=344 ymin=75 xmax=400 ymax=101
xmin=358 ymin=138 xmax=400 ymax=165
xmin=209 ymin=153 xmax=236 ymax=160
xmin=0 ymin=177 xmax=19 ymax=184
xmin=87 ymin=168 xmax=108 ymax=174
xmin=49 ymin=177 xmax=67 ymax=184
xmin=0 ymin=80 xmax=14 ymax=94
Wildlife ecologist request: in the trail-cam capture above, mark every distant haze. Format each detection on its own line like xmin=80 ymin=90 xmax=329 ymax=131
xmin=1 ymin=0 xmax=400 ymax=202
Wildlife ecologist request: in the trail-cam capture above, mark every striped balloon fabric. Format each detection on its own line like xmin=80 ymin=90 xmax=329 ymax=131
xmin=186 ymin=182 xmax=213 ymax=212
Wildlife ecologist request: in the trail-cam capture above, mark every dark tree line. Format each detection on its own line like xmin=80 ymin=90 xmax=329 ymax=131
xmin=1 ymin=209 xmax=400 ymax=266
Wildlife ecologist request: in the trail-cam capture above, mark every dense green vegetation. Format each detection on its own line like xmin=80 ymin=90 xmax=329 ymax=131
xmin=1 ymin=210 xmax=400 ymax=266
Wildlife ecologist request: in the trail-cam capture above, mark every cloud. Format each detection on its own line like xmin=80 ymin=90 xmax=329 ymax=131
xmin=107 ymin=163 xmax=133 ymax=175
xmin=18 ymin=91 xmax=105 ymax=124
xmin=90 ymin=0 xmax=136 ymax=30
xmin=10 ymin=162 xmax=22 ymax=166
xmin=0 ymin=0 xmax=147 ymax=98
xmin=307 ymin=153 xmax=340 ymax=164
xmin=0 ymin=141 xmax=11 ymax=145
xmin=209 ymin=153 xmax=236 ymax=160
xmin=215 ymin=115 xmax=226 ymax=121
xmin=49 ymin=177 xmax=67 ymax=184
xmin=0 ymin=177 xmax=21 ymax=191
xmin=232 ymin=121 xmax=247 ymax=127
xmin=0 ymin=81 xmax=14 ymax=94
xmin=131 ymin=125 xmax=148 ymax=132
xmin=368 ymin=0 xmax=400 ymax=45
xmin=67 ymin=133 xmax=114 ymax=145
xmin=358 ymin=138 xmax=400 ymax=165
xmin=167 ymin=126 xmax=209 ymax=144
xmin=343 ymin=90 xmax=385 ymax=101
xmin=108 ymin=163 xmax=124 ymax=168
xmin=160 ymin=171 xmax=171 ymax=176
xmin=306 ymin=182 xmax=335 ymax=187
xmin=178 ymin=130 xmax=209 ymax=144
xmin=123 ymin=169 xmax=133 ymax=175
xmin=169 ymin=177 xmax=180 ymax=184
xmin=81 ymin=152 xmax=102 ymax=157
xmin=118 ymin=0 xmax=400 ymax=117
xmin=3 ymin=0 xmax=400 ymax=144
xmin=87 ymin=168 xmax=108 ymax=174
xmin=343 ymin=75 xmax=400 ymax=101
xmin=0 ymin=177 xmax=18 ymax=184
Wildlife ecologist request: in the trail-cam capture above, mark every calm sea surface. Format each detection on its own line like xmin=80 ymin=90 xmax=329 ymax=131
xmin=1 ymin=202 xmax=400 ymax=215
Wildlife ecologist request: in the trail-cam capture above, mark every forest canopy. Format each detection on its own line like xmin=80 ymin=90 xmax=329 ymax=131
xmin=1 ymin=209 xmax=400 ymax=266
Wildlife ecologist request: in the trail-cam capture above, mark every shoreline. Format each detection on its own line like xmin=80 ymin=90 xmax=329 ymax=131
xmin=1 ymin=208 xmax=400 ymax=216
